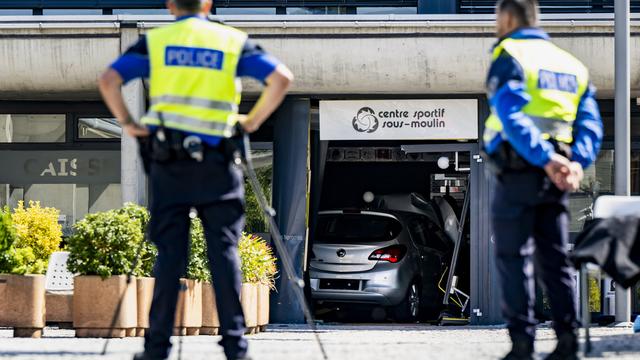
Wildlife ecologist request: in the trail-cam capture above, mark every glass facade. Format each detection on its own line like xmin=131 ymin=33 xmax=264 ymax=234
xmin=0 ymin=183 xmax=122 ymax=236
xmin=0 ymin=9 xmax=32 ymax=15
xmin=0 ymin=111 xmax=122 ymax=235
xmin=112 ymin=9 xmax=169 ymax=15
xmin=216 ymin=8 xmax=277 ymax=15
xmin=0 ymin=114 xmax=65 ymax=143
xmin=42 ymin=9 xmax=102 ymax=15
xmin=287 ymin=7 xmax=349 ymax=15
xmin=357 ymin=7 xmax=418 ymax=14
xmin=77 ymin=118 xmax=122 ymax=140
xmin=564 ymin=101 xmax=640 ymax=315
xmin=244 ymin=149 xmax=273 ymax=234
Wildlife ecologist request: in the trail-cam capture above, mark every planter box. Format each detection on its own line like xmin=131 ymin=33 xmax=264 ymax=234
xmin=174 ymin=279 xmax=202 ymax=336
xmin=0 ymin=274 xmax=46 ymax=338
xmin=258 ymin=283 xmax=270 ymax=331
xmin=201 ymin=282 xmax=220 ymax=335
xmin=73 ymin=275 xmax=137 ymax=338
xmin=241 ymin=283 xmax=258 ymax=334
xmin=136 ymin=277 xmax=155 ymax=337
xmin=46 ymin=292 xmax=73 ymax=324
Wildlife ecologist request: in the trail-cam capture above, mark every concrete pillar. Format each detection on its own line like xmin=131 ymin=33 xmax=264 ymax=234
xmin=419 ymin=0 xmax=456 ymax=14
xmin=614 ymin=0 xmax=632 ymax=325
xmin=473 ymin=99 xmax=503 ymax=325
xmin=270 ymin=98 xmax=311 ymax=324
xmin=120 ymin=27 xmax=147 ymax=206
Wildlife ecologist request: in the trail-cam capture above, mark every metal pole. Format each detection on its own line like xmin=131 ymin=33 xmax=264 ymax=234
xmin=614 ymin=0 xmax=632 ymax=325
xmin=443 ymin=175 xmax=470 ymax=305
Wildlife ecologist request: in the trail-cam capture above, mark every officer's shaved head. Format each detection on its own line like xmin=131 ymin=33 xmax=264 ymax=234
xmin=170 ymin=0 xmax=207 ymax=13
xmin=497 ymin=0 xmax=538 ymax=27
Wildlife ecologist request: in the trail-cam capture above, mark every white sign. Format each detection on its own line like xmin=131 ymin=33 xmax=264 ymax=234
xmin=320 ymin=99 xmax=478 ymax=141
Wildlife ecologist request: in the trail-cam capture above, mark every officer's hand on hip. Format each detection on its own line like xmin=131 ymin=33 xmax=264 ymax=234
xmin=123 ymin=122 xmax=151 ymax=138
xmin=567 ymin=162 xmax=584 ymax=192
xmin=237 ymin=115 xmax=259 ymax=134
xmin=544 ymin=153 xmax=572 ymax=191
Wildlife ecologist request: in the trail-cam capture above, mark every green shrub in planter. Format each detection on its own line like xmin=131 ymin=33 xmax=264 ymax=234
xmin=187 ymin=218 xmax=210 ymax=282
xmin=0 ymin=207 xmax=15 ymax=254
xmin=0 ymin=207 xmax=46 ymax=275
xmin=66 ymin=210 xmax=144 ymax=279
xmin=238 ymin=233 xmax=277 ymax=287
xmin=115 ymin=203 xmax=156 ymax=277
xmin=244 ymin=166 xmax=272 ymax=234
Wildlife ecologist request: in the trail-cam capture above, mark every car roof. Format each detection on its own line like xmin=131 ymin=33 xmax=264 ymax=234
xmin=318 ymin=209 xmax=440 ymax=224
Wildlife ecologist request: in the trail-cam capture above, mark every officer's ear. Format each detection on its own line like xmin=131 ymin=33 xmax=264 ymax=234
xmin=166 ymin=1 xmax=178 ymax=15
xmin=201 ymin=0 xmax=213 ymax=14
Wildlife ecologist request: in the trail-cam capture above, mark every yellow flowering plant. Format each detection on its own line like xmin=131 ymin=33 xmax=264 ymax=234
xmin=239 ymin=233 xmax=278 ymax=288
xmin=10 ymin=201 xmax=62 ymax=273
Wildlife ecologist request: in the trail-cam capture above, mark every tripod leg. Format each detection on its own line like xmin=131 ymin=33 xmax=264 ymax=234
xmin=236 ymin=149 xmax=329 ymax=360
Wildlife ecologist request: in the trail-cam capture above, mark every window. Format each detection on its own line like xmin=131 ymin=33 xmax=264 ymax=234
xmin=77 ymin=118 xmax=122 ymax=140
xmin=409 ymin=217 xmax=449 ymax=253
xmin=409 ymin=218 xmax=429 ymax=246
xmin=42 ymin=9 xmax=102 ymax=15
xmin=287 ymin=7 xmax=348 ymax=15
xmin=0 ymin=10 xmax=32 ymax=15
xmin=0 ymin=104 xmax=122 ymax=233
xmin=0 ymin=114 xmax=65 ymax=143
xmin=244 ymin=148 xmax=273 ymax=234
xmin=1 ymin=183 xmax=122 ymax=236
xmin=113 ymin=9 xmax=170 ymax=15
xmin=357 ymin=7 xmax=418 ymax=14
xmin=217 ymin=8 xmax=277 ymax=15
xmin=569 ymin=150 xmax=614 ymax=233
xmin=317 ymin=214 xmax=402 ymax=243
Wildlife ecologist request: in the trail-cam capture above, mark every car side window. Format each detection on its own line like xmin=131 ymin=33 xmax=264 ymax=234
xmin=410 ymin=216 xmax=449 ymax=253
xmin=408 ymin=218 xmax=429 ymax=247
xmin=425 ymin=220 xmax=451 ymax=253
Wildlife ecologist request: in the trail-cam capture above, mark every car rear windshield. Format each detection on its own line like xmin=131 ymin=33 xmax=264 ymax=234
xmin=317 ymin=214 xmax=402 ymax=243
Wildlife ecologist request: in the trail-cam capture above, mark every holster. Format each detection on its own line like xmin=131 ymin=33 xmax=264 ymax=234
xmin=484 ymin=140 xmax=572 ymax=176
xmin=137 ymin=129 xmax=191 ymax=174
xmin=137 ymin=123 xmax=248 ymax=175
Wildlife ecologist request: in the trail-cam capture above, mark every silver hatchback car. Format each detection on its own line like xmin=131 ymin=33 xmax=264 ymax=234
xmin=310 ymin=202 xmax=455 ymax=322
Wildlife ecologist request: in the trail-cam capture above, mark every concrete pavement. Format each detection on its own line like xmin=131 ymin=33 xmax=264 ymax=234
xmin=1 ymin=325 xmax=639 ymax=359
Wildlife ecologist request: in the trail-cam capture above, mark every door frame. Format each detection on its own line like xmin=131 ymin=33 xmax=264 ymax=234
xmin=401 ymin=142 xmax=500 ymax=325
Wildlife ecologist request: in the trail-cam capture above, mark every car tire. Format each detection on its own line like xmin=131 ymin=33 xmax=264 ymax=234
xmin=391 ymin=282 xmax=420 ymax=322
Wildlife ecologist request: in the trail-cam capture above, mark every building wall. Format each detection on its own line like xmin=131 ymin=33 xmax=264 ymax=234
xmin=0 ymin=16 xmax=637 ymax=99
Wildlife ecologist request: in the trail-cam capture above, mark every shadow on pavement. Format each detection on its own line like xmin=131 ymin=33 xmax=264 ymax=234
xmin=0 ymin=351 xmax=101 ymax=357
xmin=581 ymin=332 xmax=640 ymax=358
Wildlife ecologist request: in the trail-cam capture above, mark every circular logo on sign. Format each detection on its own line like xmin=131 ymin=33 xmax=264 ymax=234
xmin=336 ymin=249 xmax=347 ymax=258
xmin=352 ymin=107 xmax=379 ymax=133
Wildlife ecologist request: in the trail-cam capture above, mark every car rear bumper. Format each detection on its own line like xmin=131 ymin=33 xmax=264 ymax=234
xmin=309 ymin=262 xmax=413 ymax=306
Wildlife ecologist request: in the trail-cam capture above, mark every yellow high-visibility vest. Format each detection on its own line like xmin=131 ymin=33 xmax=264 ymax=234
xmin=484 ymin=38 xmax=590 ymax=145
xmin=141 ymin=18 xmax=247 ymax=137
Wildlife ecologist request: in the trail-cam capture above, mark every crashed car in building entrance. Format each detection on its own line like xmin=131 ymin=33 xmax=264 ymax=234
xmin=310 ymin=193 xmax=466 ymax=322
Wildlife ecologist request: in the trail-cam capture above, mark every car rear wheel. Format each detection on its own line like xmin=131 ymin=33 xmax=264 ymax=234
xmin=391 ymin=282 xmax=420 ymax=322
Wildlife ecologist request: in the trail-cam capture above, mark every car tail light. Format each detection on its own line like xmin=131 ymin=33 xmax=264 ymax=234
xmin=368 ymin=245 xmax=407 ymax=264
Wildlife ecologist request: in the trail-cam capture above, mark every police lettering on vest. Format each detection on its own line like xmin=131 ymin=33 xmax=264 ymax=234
xmin=165 ymin=46 xmax=224 ymax=70
xmin=538 ymin=70 xmax=578 ymax=94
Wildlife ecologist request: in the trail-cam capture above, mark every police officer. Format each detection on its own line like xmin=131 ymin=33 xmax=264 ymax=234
xmin=484 ymin=1 xmax=602 ymax=359
xmin=98 ymin=1 xmax=293 ymax=359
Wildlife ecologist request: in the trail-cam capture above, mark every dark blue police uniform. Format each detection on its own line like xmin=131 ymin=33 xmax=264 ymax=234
xmin=484 ymin=28 xmax=603 ymax=347
xmin=111 ymin=15 xmax=281 ymax=360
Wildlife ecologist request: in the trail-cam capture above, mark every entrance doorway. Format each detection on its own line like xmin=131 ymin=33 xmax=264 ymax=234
xmin=310 ymin=141 xmax=484 ymax=324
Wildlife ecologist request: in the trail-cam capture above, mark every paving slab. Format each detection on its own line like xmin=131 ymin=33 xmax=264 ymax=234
xmin=0 ymin=325 xmax=638 ymax=359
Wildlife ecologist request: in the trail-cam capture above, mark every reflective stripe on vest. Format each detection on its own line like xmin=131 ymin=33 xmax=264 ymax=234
xmin=483 ymin=38 xmax=590 ymax=145
xmin=141 ymin=18 xmax=247 ymax=137
xmin=144 ymin=110 xmax=234 ymax=136
xmin=151 ymin=95 xmax=238 ymax=113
